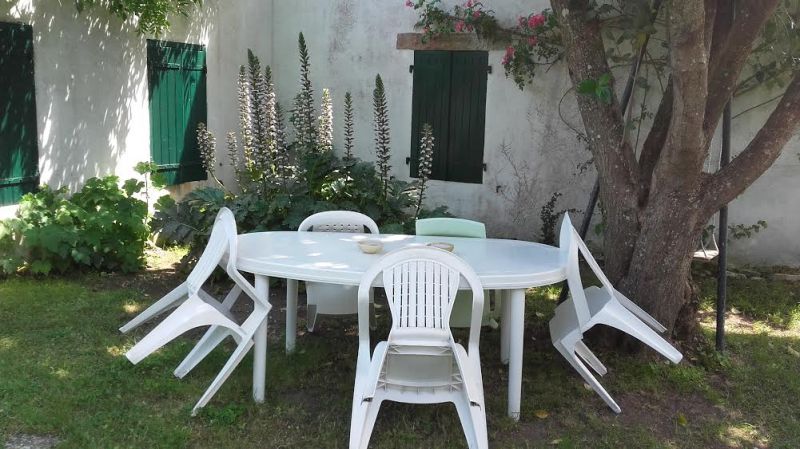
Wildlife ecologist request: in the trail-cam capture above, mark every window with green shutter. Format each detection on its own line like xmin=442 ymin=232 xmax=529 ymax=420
xmin=147 ymin=40 xmax=208 ymax=185
xmin=0 ymin=22 xmax=39 ymax=206
xmin=410 ymin=50 xmax=488 ymax=184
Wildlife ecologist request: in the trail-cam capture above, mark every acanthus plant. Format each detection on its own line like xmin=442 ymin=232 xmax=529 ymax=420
xmin=291 ymin=32 xmax=317 ymax=151
xmin=343 ymin=92 xmax=355 ymax=160
xmin=373 ymin=74 xmax=392 ymax=199
xmin=317 ymin=88 xmax=334 ymax=153
xmin=415 ymin=123 xmax=434 ymax=218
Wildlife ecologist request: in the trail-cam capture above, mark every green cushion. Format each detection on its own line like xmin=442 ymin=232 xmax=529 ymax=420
xmin=415 ymin=218 xmax=486 ymax=239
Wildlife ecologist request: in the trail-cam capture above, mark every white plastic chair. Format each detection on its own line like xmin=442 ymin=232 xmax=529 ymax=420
xmin=415 ymin=218 xmax=496 ymax=328
xmin=121 ymin=208 xmax=271 ymax=415
xmin=349 ymin=247 xmax=488 ymax=449
xmin=297 ymin=210 xmax=379 ymax=332
xmin=549 ymin=214 xmax=683 ymax=413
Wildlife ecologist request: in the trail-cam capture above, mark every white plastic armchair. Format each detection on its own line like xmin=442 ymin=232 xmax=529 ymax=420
xmin=122 ymin=208 xmax=272 ymax=415
xmin=549 ymin=214 xmax=682 ymax=413
xmin=349 ymin=247 xmax=488 ymax=449
xmin=297 ymin=210 xmax=379 ymax=332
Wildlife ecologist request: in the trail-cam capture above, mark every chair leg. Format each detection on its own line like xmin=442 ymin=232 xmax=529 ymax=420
xmin=191 ymin=338 xmax=255 ymax=416
xmin=368 ymin=288 xmax=377 ymax=331
xmin=174 ymin=326 xmax=234 ymax=379
xmin=574 ymin=340 xmax=607 ymax=376
xmin=349 ymin=398 xmax=382 ymax=449
xmin=126 ymin=297 xmax=240 ymax=365
xmin=454 ymin=395 xmax=488 ymax=449
xmin=119 ymin=282 xmax=187 ymax=333
xmin=306 ymin=304 xmax=319 ymax=332
xmin=554 ymin=340 xmax=621 ymax=413
xmin=600 ymin=304 xmax=683 ymax=364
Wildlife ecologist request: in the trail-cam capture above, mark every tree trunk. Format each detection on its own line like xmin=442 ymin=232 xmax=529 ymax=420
xmin=548 ymin=0 xmax=800 ymax=342
xmin=617 ymin=195 xmax=704 ymax=339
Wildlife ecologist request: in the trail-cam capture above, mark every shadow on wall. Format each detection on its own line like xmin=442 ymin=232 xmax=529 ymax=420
xmin=0 ymin=1 xmax=217 ymax=193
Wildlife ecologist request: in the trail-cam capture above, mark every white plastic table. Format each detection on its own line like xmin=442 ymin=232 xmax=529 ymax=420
xmin=236 ymin=231 xmax=567 ymax=420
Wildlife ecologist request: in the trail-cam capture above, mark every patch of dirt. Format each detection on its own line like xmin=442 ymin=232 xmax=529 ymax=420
xmin=4 ymin=434 xmax=60 ymax=449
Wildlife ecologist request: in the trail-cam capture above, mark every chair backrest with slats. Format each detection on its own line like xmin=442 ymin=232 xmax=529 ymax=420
xmin=383 ymin=257 xmax=461 ymax=331
xmin=298 ymin=210 xmax=379 ymax=234
xmin=359 ymin=248 xmax=484 ymax=337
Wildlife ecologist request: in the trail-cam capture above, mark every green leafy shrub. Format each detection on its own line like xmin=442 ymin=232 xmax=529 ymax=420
xmin=151 ymin=151 xmax=448 ymax=253
xmin=0 ymin=176 xmax=149 ymax=275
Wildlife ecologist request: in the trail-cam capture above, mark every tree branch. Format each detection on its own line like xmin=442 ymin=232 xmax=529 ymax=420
xmin=549 ymin=0 xmax=640 ymax=201
xmin=638 ymin=77 xmax=672 ymax=197
xmin=650 ymin=0 xmax=709 ymax=190
xmin=703 ymin=0 xmax=781 ymax=138
xmin=703 ymin=72 xmax=800 ymax=211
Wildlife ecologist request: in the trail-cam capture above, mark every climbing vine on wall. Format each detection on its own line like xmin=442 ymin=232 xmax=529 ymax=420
xmin=74 ymin=0 xmax=202 ymax=35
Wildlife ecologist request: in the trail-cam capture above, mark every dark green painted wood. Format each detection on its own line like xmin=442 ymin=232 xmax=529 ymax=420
xmin=409 ymin=50 xmax=487 ymax=184
xmin=446 ymin=51 xmax=487 ymax=183
xmin=147 ymin=40 xmax=207 ymax=185
xmin=0 ymin=22 xmax=39 ymax=205
xmin=410 ymin=51 xmax=451 ymax=180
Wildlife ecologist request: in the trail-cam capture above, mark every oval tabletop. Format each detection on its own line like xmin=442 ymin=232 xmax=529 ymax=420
xmin=236 ymin=231 xmax=566 ymax=289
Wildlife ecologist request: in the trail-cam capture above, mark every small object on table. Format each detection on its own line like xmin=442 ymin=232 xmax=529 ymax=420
xmin=358 ymin=239 xmax=384 ymax=254
xmin=427 ymin=242 xmax=454 ymax=252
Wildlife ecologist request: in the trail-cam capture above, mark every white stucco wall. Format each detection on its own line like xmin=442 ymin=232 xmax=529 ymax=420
xmin=0 ymin=0 xmax=272 ymax=216
xmin=1 ymin=0 xmax=797 ymax=266
xmin=268 ymin=0 xmax=593 ymax=245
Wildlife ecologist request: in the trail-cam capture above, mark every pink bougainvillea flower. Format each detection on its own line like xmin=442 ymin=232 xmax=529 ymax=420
xmin=528 ymin=14 xmax=546 ymax=28
xmin=473 ymin=10 xmax=482 ymax=18
xmin=502 ymin=45 xmax=515 ymax=65
xmin=465 ymin=0 xmax=474 ymax=7
xmin=528 ymin=36 xmax=538 ymax=46
xmin=405 ymin=0 xmax=413 ymax=6
xmin=455 ymin=20 xmax=465 ymax=32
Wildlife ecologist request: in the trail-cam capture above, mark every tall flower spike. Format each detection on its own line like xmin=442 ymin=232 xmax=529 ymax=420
xmin=226 ymin=131 xmax=242 ymax=188
xmin=237 ymin=65 xmax=254 ymax=172
xmin=415 ymin=123 xmax=434 ymax=217
xmin=317 ymin=88 xmax=334 ymax=153
xmin=197 ymin=122 xmax=216 ymax=176
xmin=263 ymin=65 xmax=278 ymax=173
xmin=343 ymin=91 xmax=355 ymax=160
xmin=373 ymin=74 xmax=391 ymax=198
xmin=273 ymin=102 xmax=292 ymax=190
xmin=247 ymin=50 xmax=271 ymax=176
xmin=291 ymin=32 xmax=317 ymax=151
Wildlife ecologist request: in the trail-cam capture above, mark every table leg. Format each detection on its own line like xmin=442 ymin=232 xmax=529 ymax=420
xmin=508 ymin=288 xmax=525 ymax=421
xmin=253 ymin=275 xmax=269 ymax=403
xmin=285 ymin=279 xmax=298 ymax=353
xmin=500 ymin=289 xmax=511 ymax=364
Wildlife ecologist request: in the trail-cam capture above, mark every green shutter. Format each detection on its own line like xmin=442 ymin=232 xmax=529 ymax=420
xmin=0 ymin=22 xmax=39 ymax=205
xmin=446 ymin=51 xmax=487 ymax=183
xmin=147 ymin=40 xmax=208 ymax=185
xmin=410 ymin=51 xmax=452 ymax=179
xmin=409 ymin=51 xmax=487 ymax=184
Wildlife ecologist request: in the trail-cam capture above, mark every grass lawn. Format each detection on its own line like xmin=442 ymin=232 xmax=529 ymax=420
xmin=1 ymin=250 xmax=799 ymax=448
